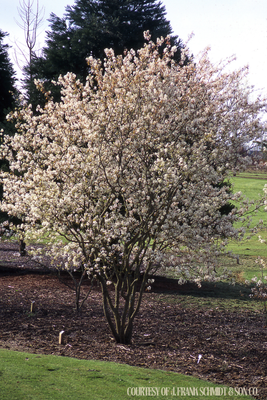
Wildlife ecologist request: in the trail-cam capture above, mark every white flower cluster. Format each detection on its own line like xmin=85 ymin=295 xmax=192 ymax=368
xmin=248 ymin=254 xmax=267 ymax=300
xmin=247 ymin=251 xmax=267 ymax=325
xmin=0 ymin=221 xmax=14 ymax=239
xmin=1 ymin=34 xmax=266 ymax=283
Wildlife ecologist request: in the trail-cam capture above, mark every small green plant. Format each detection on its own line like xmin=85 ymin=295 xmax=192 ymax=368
xmin=26 ymin=312 xmax=36 ymax=317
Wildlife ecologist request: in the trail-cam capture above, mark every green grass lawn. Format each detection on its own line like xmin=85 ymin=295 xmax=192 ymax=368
xmin=226 ymin=170 xmax=267 ymax=280
xmin=161 ymin=170 xmax=267 ymax=316
xmin=230 ymin=170 xmax=267 ymax=230
xmin=0 ymin=349 xmax=254 ymax=400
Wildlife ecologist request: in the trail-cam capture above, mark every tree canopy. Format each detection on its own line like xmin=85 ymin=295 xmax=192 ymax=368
xmin=23 ymin=0 xmax=185 ymax=104
xmin=1 ymin=34 xmax=266 ymax=343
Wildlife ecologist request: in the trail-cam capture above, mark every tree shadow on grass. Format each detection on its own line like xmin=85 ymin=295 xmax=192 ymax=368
xmin=149 ymin=275 xmax=252 ymax=301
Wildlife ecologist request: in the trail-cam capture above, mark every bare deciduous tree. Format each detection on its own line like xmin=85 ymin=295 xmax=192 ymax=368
xmin=14 ymin=0 xmax=44 ymax=80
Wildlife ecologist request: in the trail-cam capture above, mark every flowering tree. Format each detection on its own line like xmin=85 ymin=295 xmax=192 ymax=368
xmin=1 ymin=33 xmax=266 ymax=343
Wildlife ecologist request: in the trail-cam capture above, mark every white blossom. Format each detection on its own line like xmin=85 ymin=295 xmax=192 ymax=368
xmin=0 ymin=33 xmax=266 ymax=297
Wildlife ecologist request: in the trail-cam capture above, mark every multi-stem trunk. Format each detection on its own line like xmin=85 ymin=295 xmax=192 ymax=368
xmin=99 ymin=269 xmax=148 ymax=344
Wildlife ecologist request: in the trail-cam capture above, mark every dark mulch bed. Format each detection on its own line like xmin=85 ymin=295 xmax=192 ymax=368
xmin=0 ymin=241 xmax=266 ymax=399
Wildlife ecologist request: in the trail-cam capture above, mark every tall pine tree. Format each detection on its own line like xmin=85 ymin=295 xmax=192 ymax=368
xmin=23 ymin=0 xmax=185 ymax=105
xmin=0 ymin=31 xmax=17 ymax=129
xmin=0 ymin=30 xmax=17 ymax=222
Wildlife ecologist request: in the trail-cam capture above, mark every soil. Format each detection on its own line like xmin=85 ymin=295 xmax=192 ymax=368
xmin=0 ymin=241 xmax=266 ymax=399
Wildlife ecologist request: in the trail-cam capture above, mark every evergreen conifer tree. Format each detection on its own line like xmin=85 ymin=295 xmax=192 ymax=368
xmin=0 ymin=30 xmax=17 ymax=222
xmin=0 ymin=31 xmax=17 ymax=129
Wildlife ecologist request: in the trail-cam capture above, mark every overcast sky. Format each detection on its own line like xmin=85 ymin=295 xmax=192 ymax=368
xmin=1 ymin=0 xmax=267 ymax=97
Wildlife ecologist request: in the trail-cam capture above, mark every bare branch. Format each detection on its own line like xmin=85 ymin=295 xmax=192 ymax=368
xmin=14 ymin=0 xmax=45 ymax=69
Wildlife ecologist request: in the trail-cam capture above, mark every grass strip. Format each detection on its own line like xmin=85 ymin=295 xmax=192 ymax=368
xmin=0 ymin=349 xmax=254 ymax=399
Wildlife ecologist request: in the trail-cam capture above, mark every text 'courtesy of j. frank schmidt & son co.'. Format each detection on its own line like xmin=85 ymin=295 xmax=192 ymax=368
xmin=126 ymin=386 xmax=259 ymax=397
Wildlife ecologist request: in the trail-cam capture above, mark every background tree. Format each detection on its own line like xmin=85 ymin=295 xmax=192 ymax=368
xmin=2 ymin=35 xmax=265 ymax=344
xmin=0 ymin=31 xmax=17 ymax=131
xmin=23 ymin=0 xmax=185 ymax=105
xmin=14 ymin=0 xmax=44 ymax=105
xmin=0 ymin=30 xmax=17 ymax=223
